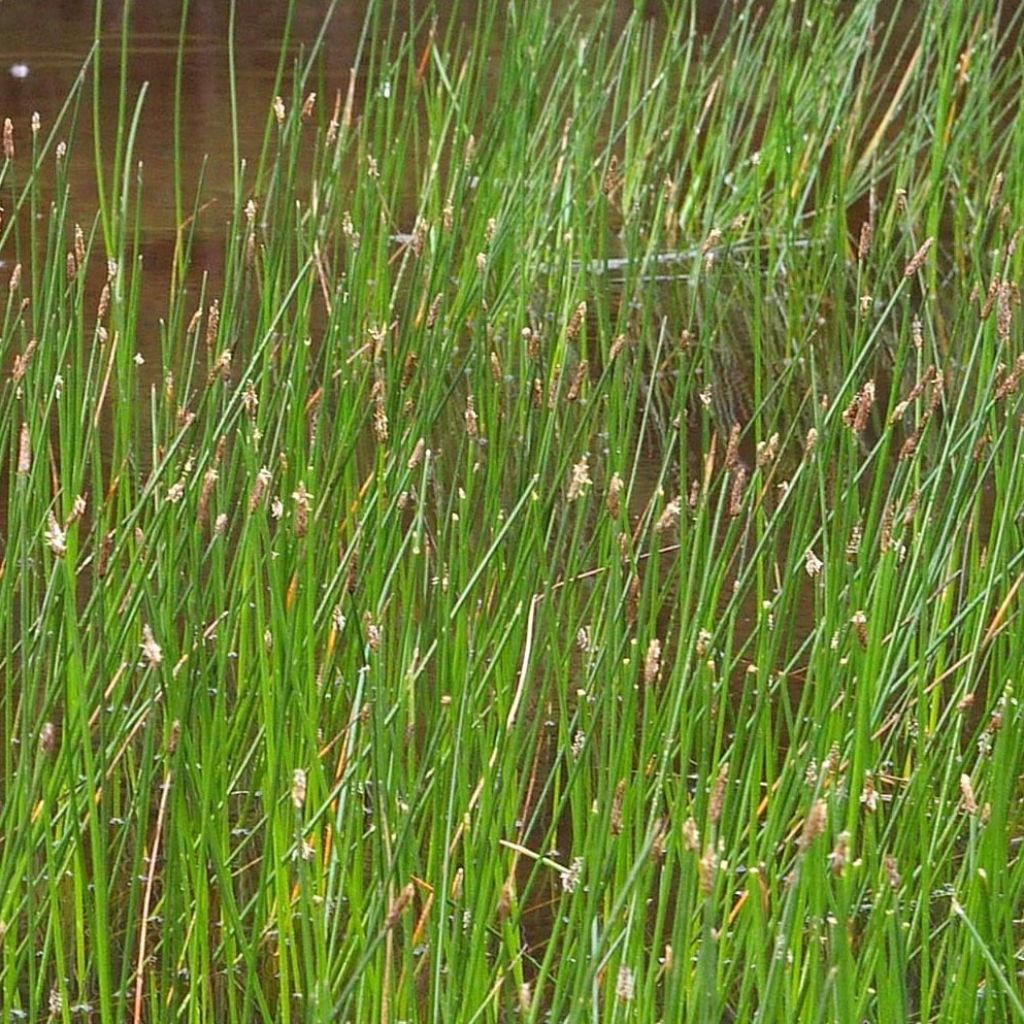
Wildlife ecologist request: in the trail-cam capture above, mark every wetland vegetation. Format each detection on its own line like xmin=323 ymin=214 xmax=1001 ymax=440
xmin=2 ymin=0 xmax=1024 ymax=1020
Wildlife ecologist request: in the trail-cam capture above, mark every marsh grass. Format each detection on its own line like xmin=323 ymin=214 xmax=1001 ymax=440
xmin=3 ymin=0 xmax=1024 ymax=1020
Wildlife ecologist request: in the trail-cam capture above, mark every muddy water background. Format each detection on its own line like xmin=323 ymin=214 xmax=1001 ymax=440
xmin=0 ymin=1 xmax=732 ymax=503
xmin=0 ymin=1 xmax=665 ymax=229
xmin=0 ymin=2 xmax=371 ymax=230
xmin=0 ymin=0 xmax=883 ymax=706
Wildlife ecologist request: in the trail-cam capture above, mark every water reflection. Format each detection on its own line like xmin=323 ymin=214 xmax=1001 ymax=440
xmin=0 ymin=1 xmax=379 ymax=230
xmin=0 ymin=2 xmax=742 ymax=234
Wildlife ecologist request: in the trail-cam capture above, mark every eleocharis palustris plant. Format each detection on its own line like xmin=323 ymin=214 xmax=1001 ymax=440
xmin=3 ymin=0 xmax=1024 ymax=1021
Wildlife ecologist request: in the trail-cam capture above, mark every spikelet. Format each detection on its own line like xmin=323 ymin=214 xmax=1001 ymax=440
xmin=408 ymin=437 xmax=426 ymax=470
xmin=655 ymin=495 xmax=681 ymax=534
xmin=606 ymin=473 xmax=624 ymax=518
xmin=842 ymin=380 xmax=875 ymax=434
xmin=615 ymin=965 xmax=635 ymax=1003
xmin=959 ymin=774 xmax=978 ymax=815
xmin=566 ymin=360 xmax=588 ymax=402
xmin=709 ymin=762 xmax=729 ymax=825
xmin=291 ymin=768 xmax=307 ymax=809
xmin=141 ymin=624 xmax=163 ymax=667
xmin=829 ymin=831 xmax=850 ymax=875
xmin=385 ymin=882 xmax=415 ymax=931
xmin=44 ymin=513 xmax=66 ymax=557
xmin=205 ymin=300 xmax=220 ymax=351
xmin=16 ymin=422 xmax=30 ymax=475
xmin=903 ymin=237 xmax=934 ymax=277
xmin=565 ymin=301 xmax=586 ymax=343
xmin=724 ymin=423 xmax=742 ymax=470
xmin=464 ymin=395 xmax=479 ymax=438
xmin=372 ymin=380 xmax=389 ymax=444
xmin=682 ymin=817 xmax=700 ymax=852
xmin=643 ymin=634 xmax=659 ymax=684
xmin=567 ymin=456 xmax=592 ymax=502
xmin=426 ymin=292 xmax=443 ymax=329
xmin=610 ymin=779 xmax=626 ymax=835
xmin=249 ymin=467 xmax=272 ymax=512
xmin=292 ymin=482 xmax=312 ymax=538
xmin=728 ymin=466 xmax=747 ymax=518
xmin=797 ymin=799 xmax=827 ymax=852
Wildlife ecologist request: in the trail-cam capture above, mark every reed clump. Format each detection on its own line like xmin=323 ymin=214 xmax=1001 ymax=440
xmin=2 ymin=0 xmax=1024 ymax=1021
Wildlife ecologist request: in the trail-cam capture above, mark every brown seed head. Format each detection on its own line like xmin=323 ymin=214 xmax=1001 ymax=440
xmin=96 ymin=282 xmax=110 ymax=323
xmin=292 ymin=482 xmax=312 ymax=538
xmin=698 ymin=844 xmax=717 ymax=895
xmin=615 ymin=965 xmax=635 ymax=1003
xmin=829 ymin=831 xmax=850 ymax=875
xmin=400 ymin=351 xmax=418 ymax=390
xmin=610 ymin=778 xmax=627 ymax=835
xmin=567 ymin=456 xmax=592 ymax=502
xmin=566 ymin=301 xmax=586 ymax=343
xmin=364 ymin=612 xmax=382 ymax=652
xmin=385 ymin=882 xmax=415 ymax=931
xmin=997 ymin=281 xmax=1013 ymax=344
xmin=709 ymin=762 xmax=729 ymax=825
xmin=959 ymin=773 xmax=978 ymax=815
xmin=798 ymin=799 xmax=828 ymax=853
xmin=566 ymin=360 xmax=588 ymax=402
xmin=198 ymin=468 xmax=218 ymax=527
xmin=39 ymin=721 xmax=58 ymax=755
xmin=249 ymin=467 xmax=272 ymax=512
xmin=17 ymin=422 xmax=30 ymax=475
xmin=842 ymin=380 xmax=875 ymax=434
xmin=724 ymin=423 xmax=742 ymax=470
xmin=626 ymin=573 xmax=640 ymax=627
xmin=756 ymin=432 xmax=779 ymax=467
xmin=291 ymin=768 xmax=307 ymax=809
xmin=426 ymin=292 xmax=443 ymax=330
xmin=903 ymin=237 xmax=934 ymax=277
xmin=643 ymin=637 xmax=662 ymax=684
xmin=861 ymin=772 xmax=878 ymax=813
xmin=606 ymin=472 xmax=624 ymax=518
xmin=372 ymin=380 xmax=389 ymax=444
xmin=655 ymin=495 xmax=681 ymax=534
xmin=205 ymin=300 xmax=221 ymax=351
xmin=97 ymin=531 xmax=115 ymax=577
xmin=728 ymin=465 xmax=747 ymax=518
xmin=682 ymin=816 xmax=700 ymax=852
xmin=857 ymin=220 xmax=873 ymax=261
xmin=44 ymin=512 xmax=67 ymax=558
xmin=141 ymin=623 xmax=163 ymax=667
xmin=883 ymin=853 xmax=901 ymax=889
xmin=464 ymin=395 xmax=479 ymax=438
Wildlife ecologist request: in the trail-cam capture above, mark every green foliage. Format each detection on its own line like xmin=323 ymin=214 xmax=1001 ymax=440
xmin=2 ymin=0 xmax=1024 ymax=1020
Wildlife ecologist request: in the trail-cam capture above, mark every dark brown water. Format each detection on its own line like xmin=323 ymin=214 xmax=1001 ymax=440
xmin=0 ymin=2 xmax=375 ymax=230
xmin=0 ymin=1 xmax=739 ymax=233
xmin=0 ymin=0 xmax=861 ymax=657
